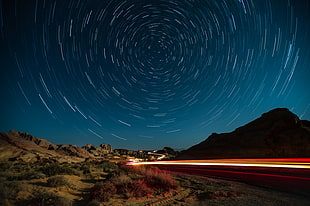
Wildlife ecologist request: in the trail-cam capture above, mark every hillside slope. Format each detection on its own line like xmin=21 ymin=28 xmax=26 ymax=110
xmin=178 ymin=108 xmax=310 ymax=159
xmin=0 ymin=130 xmax=111 ymax=162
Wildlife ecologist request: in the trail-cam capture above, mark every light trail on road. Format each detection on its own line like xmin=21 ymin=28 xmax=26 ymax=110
xmin=127 ymin=158 xmax=310 ymax=169
xmin=127 ymin=158 xmax=310 ymax=195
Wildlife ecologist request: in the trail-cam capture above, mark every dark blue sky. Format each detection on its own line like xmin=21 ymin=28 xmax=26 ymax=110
xmin=1 ymin=0 xmax=309 ymax=150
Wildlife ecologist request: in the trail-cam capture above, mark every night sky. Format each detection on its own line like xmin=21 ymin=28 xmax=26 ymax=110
xmin=0 ymin=0 xmax=309 ymax=150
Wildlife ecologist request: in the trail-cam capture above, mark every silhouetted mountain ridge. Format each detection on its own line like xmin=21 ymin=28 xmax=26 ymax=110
xmin=178 ymin=108 xmax=310 ymax=159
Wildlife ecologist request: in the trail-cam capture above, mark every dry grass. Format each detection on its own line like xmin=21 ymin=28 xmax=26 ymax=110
xmin=90 ymin=181 xmax=117 ymax=202
xmin=89 ymin=166 xmax=177 ymax=202
xmin=47 ymin=175 xmax=72 ymax=187
xmin=30 ymin=188 xmax=73 ymax=206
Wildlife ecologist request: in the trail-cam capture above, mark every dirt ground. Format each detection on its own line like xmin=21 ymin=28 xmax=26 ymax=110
xmin=87 ymin=173 xmax=310 ymax=206
xmin=1 ymin=163 xmax=309 ymax=206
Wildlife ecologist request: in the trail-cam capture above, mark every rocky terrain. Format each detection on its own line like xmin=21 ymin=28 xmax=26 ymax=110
xmin=178 ymin=108 xmax=310 ymax=159
xmin=0 ymin=130 xmax=112 ymax=163
xmin=0 ymin=130 xmax=176 ymax=163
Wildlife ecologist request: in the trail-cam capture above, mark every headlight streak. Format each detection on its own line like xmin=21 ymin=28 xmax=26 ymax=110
xmin=126 ymin=158 xmax=310 ymax=169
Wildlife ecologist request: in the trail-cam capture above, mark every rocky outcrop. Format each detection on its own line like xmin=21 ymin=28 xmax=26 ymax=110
xmin=178 ymin=108 xmax=310 ymax=159
xmin=157 ymin=147 xmax=178 ymax=155
xmin=0 ymin=129 xmax=178 ymax=162
xmin=82 ymin=143 xmax=112 ymax=157
xmin=0 ymin=132 xmax=60 ymax=162
xmin=8 ymin=130 xmax=58 ymax=150
xmin=99 ymin=144 xmax=112 ymax=153
xmin=83 ymin=144 xmax=96 ymax=151
xmin=0 ymin=130 xmax=113 ymax=162
xmin=113 ymin=149 xmax=152 ymax=159
xmin=56 ymin=144 xmax=92 ymax=158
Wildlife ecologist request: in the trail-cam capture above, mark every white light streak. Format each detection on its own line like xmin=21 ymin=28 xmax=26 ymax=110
xmin=39 ymin=94 xmax=53 ymax=114
xmin=112 ymin=133 xmax=127 ymax=140
xmin=88 ymin=129 xmax=104 ymax=139
xmin=118 ymin=119 xmax=131 ymax=127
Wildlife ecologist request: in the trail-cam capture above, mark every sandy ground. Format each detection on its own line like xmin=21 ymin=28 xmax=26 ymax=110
xmin=90 ymin=173 xmax=310 ymax=206
xmin=1 ymin=167 xmax=309 ymax=206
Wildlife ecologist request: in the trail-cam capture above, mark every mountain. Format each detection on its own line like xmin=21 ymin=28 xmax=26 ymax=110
xmin=178 ymin=108 xmax=310 ymax=159
xmin=0 ymin=130 xmax=112 ymax=162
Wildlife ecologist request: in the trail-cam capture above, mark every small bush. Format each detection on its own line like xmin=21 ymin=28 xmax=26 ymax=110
xmin=41 ymin=163 xmax=80 ymax=177
xmin=128 ymin=166 xmax=177 ymax=191
xmin=88 ymin=165 xmax=177 ymax=201
xmin=109 ymin=173 xmax=152 ymax=198
xmin=31 ymin=189 xmax=72 ymax=206
xmin=0 ymin=182 xmax=33 ymax=206
xmin=80 ymin=163 xmax=92 ymax=174
xmin=111 ymin=174 xmax=132 ymax=193
xmin=129 ymin=179 xmax=153 ymax=198
xmin=28 ymin=171 xmax=47 ymax=179
xmin=11 ymin=162 xmax=31 ymax=173
xmin=16 ymin=171 xmax=46 ymax=180
xmin=0 ymin=162 xmax=11 ymax=171
xmin=47 ymin=176 xmax=71 ymax=187
xmin=150 ymin=171 xmax=176 ymax=191
xmin=86 ymin=200 xmax=101 ymax=206
xmin=0 ymin=181 xmax=23 ymax=200
xmin=99 ymin=161 xmax=118 ymax=172
xmin=90 ymin=181 xmax=117 ymax=202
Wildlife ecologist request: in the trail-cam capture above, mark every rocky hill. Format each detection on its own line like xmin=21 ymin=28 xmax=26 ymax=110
xmin=0 ymin=130 xmax=112 ymax=162
xmin=0 ymin=130 xmax=174 ymax=162
xmin=178 ymin=108 xmax=310 ymax=159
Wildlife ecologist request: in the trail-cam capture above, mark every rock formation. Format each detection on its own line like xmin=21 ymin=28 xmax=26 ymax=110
xmin=56 ymin=144 xmax=91 ymax=158
xmin=0 ymin=130 xmax=113 ymax=162
xmin=82 ymin=143 xmax=112 ymax=157
xmin=8 ymin=130 xmax=58 ymax=150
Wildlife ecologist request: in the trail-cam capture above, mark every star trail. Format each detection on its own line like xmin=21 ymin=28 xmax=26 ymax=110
xmin=0 ymin=0 xmax=309 ymax=150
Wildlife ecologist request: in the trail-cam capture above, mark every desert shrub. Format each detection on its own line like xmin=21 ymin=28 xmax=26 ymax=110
xmin=0 ymin=199 xmax=11 ymax=206
xmin=128 ymin=179 xmax=153 ymax=198
xmin=128 ymin=166 xmax=177 ymax=191
xmin=90 ymin=181 xmax=117 ymax=202
xmin=4 ymin=173 xmax=18 ymax=181
xmin=111 ymin=174 xmax=132 ymax=193
xmin=96 ymin=160 xmax=118 ymax=172
xmin=47 ymin=175 xmax=71 ymax=187
xmin=149 ymin=171 xmax=176 ymax=191
xmin=0 ymin=175 xmax=7 ymax=182
xmin=0 ymin=182 xmax=33 ymax=206
xmin=41 ymin=163 xmax=80 ymax=177
xmin=0 ymin=162 xmax=11 ymax=171
xmin=12 ymin=171 xmax=46 ymax=180
xmin=26 ymin=171 xmax=47 ymax=179
xmin=86 ymin=200 xmax=101 ymax=206
xmin=0 ymin=181 xmax=23 ymax=200
xmin=89 ymin=166 xmax=177 ymax=200
xmin=31 ymin=188 xmax=72 ymax=206
xmin=112 ymin=173 xmax=152 ymax=198
xmin=10 ymin=162 xmax=31 ymax=173
xmin=79 ymin=162 xmax=93 ymax=174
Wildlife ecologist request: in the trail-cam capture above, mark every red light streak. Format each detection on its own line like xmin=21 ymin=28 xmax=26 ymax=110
xmin=126 ymin=158 xmax=310 ymax=169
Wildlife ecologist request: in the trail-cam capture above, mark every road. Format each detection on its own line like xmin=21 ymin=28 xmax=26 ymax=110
xmin=127 ymin=158 xmax=310 ymax=196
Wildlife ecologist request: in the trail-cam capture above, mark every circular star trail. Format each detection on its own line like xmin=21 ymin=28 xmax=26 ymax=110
xmin=1 ymin=0 xmax=309 ymax=149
